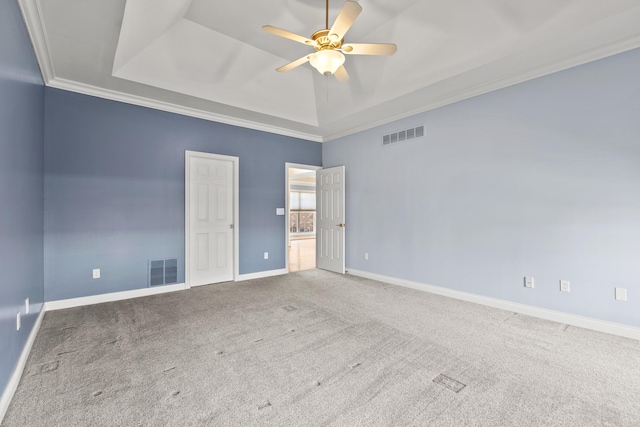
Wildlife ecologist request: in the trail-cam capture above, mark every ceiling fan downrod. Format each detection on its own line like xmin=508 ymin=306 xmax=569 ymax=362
xmin=326 ymin=0 xmax=329 ymax=30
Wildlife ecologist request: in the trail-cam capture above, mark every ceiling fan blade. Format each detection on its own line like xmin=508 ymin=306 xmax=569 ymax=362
xmin=262 ymin=25 xmax=316 ymax=46
xmin=276 ymin=55 xmax=312 ymax=73
xmin=342 ymin=43 xmax=397 ymax=56
xmin=329 ymin=1 xmax=362 ymax=41
xmin=334 ymin=65 xmax=349 ymax=82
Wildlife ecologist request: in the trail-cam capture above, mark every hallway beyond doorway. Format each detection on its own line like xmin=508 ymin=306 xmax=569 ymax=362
xmin=288 ymin=239 xmax=315 ymax=272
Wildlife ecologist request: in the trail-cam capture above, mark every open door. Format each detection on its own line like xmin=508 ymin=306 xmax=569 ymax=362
xmin=316 ymin=166 xmax=345 ymax=274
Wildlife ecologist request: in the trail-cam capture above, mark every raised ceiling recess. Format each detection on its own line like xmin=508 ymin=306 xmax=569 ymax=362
xmin=17 ymin=0 xmax=640 ymax=141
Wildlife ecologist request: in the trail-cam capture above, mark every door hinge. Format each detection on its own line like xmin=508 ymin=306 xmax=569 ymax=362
xmin=230 ymin=224 xmax=234 ymax=229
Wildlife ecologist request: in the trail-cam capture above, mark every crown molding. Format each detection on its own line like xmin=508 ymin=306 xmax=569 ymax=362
xmin=17 ymin=0 xmax=323 ymax=143
xmin=48 ymin=78 xmax=324 ymax=142
xmin=17 ymin=0 xmax=55 ymax=83
xmin=322 ymin=34 xmax=640 ymax=142
xmin=16 ymin=0 xmax=640 ymax=144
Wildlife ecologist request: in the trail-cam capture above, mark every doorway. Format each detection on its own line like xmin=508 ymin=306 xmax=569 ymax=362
xmin=185 ymin=151 xmax=239 ymax=287
xmin=286 ymin=163 xmax=320 ymax=272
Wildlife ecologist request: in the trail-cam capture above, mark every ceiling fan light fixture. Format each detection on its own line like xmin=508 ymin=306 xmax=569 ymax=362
xmin=309 ymin=50 xmax=345 ymax=75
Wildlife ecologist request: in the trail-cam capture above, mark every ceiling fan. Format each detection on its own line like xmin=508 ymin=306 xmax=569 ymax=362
xmin=263 ymin=0 xmax=397 ymax=82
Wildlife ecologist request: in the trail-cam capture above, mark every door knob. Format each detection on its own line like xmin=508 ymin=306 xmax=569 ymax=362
xmin=337 ymin=223 xmax=345 ymax=227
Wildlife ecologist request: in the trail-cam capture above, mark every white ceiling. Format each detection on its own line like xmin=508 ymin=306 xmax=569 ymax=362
xmin=18 ymin=0 xmax=640 ymax=142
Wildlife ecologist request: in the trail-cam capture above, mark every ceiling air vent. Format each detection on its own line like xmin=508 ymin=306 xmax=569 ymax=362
xmin=382 ymin=125 xmax=425 ymax=147
xmin=149 ymin=258 xmax=178 ymax=287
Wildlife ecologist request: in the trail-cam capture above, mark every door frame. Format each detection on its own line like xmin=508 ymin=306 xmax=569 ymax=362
xmin=285 ymin=162 xmax=321 ymax=273
xmin=185 ymin=150 xmax=239 ymax=289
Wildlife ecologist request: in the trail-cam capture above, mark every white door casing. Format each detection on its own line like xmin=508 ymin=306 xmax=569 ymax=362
xmin=185 ymin=151 xmax=239 ymax=287
xmin=285 ymin=163 xmax=321 ymax=272
xmin=316 ymin=166 xmax=345 ymax=274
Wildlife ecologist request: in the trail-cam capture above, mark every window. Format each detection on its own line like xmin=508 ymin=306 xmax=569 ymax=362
xmin=290 ymin=191 xmax=316 ymax=234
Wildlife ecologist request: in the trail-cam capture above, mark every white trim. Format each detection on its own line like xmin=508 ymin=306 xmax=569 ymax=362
xmin=347 ymin=269 xmax=640 ymax=341
xmin=285 ymin=163 xmax=321 ymax=273
xmin=0 ymin=307 xmax=46 ymax=424
xmin=16 ymin=0 xmax=640 ymax=143
xmin=185 ymin=151 xmax=239 ymax=288
xmin=44 ymin=283 xmax=186 ymax=311
xmin=17 ymin=0 xmax=55 ymax=83
xmin=48 ymin=78 xmax=323 ymax=142
xmin=322 ymin=34 xmax=640 ymax=142
xmin=237 ymin=268 xmax=288 ymax=282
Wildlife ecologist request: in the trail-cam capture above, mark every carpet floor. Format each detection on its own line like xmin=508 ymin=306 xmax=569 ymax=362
xmin=3 ymin=270 xmax=640 ymax=426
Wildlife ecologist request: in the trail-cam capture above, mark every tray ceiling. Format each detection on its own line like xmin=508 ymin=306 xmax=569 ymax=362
xmin=18 ymin=0 xmax=640 ymax=141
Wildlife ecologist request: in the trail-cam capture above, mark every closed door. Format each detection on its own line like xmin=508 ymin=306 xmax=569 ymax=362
xmin=187 ymin=153 xmax=235 ymax=286
xmin=316 ymin=166 xmax=345 ymax=274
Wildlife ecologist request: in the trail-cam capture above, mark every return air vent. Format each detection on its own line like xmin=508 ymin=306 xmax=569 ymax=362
xmin=382 ymin=125 xmax=425 ymax=146
xmin=148 ymin=258 xmax=178 ymax=287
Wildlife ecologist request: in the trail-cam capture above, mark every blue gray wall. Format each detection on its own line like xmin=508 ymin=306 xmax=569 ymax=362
xmin=0 ymin=0 xmax=45 ymax=402
xmin=44 ymin=88 xmax=321 ymax=301
xmin=323 ymin=48 xmax=640 ymax=327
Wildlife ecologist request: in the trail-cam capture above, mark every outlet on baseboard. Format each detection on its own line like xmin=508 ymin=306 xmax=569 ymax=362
xmin=524 ymin=277 xmax=534 ymax=288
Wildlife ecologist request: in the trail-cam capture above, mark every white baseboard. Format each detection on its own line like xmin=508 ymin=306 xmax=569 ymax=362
xmin=237 ymin=268 xmax=288 ymax=282
xmin=347 ymin=268 xmax=640 ymax=341
xmin=45 ymin=283 xmax=187 ymax=311
xmin=0 ymin=307 xmax=46 ymax=424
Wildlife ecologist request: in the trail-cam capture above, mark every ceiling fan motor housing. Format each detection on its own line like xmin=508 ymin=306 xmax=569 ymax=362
xmin=311 ymin=29 xmax=343 ymax=51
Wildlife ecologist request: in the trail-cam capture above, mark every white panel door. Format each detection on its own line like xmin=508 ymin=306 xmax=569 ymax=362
xmin=188 ymin=155 xmax=234 ymax=286
xmin=316 ymin=166 xmax=345 ymax=274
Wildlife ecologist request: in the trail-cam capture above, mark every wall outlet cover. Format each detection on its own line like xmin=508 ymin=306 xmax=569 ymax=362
xmin=93 ymin=268 xmax=100 ymax=279
xmin=615 ymin=288 xmax=628 ymax=301
xmin=560 ymin=280 xmax=570 ymax=292
xmin=264 ymin=252 xmax=269 ymax=260
xmin=524 ymin=277 xmax=534 ymax=288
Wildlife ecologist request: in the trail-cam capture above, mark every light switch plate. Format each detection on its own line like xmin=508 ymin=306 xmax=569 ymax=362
xmin=276 ymin=208 xmax=285 ymax=215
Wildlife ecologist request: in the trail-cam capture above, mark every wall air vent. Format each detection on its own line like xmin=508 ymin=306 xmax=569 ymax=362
xmin=148 ymin=258 xmax=178 ymax=287
xmin=382 ymin=125 xmax=425 ymax=146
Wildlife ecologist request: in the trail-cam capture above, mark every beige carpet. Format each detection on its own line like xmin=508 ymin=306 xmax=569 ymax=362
xmin=3 ymin=270 xmax=640 ymax=426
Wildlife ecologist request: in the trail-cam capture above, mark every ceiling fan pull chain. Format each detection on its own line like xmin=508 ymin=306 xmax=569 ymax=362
xmin=326 ymin=74 xmax=329 ymax=103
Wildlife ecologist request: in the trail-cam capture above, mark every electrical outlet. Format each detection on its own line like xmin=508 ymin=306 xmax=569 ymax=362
xmin=16 ymin=312 xmax=21 ymax=331
xmin=615 ymin=288 xmax=628 ymax=301
xmin=560 ymin=280 xmax=570 ymax=292
xmin=524 ymin=277 xmax=534 ymax=288
xmin=93 ymin=268 xmax=100 ymax=279
xmin=25 ymin=298 xmax=30 ymax=314
xmin=364 ymin=252 xmax=368 ymax=260
xmin=264 ymin=252 xmax=269 ymax=260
